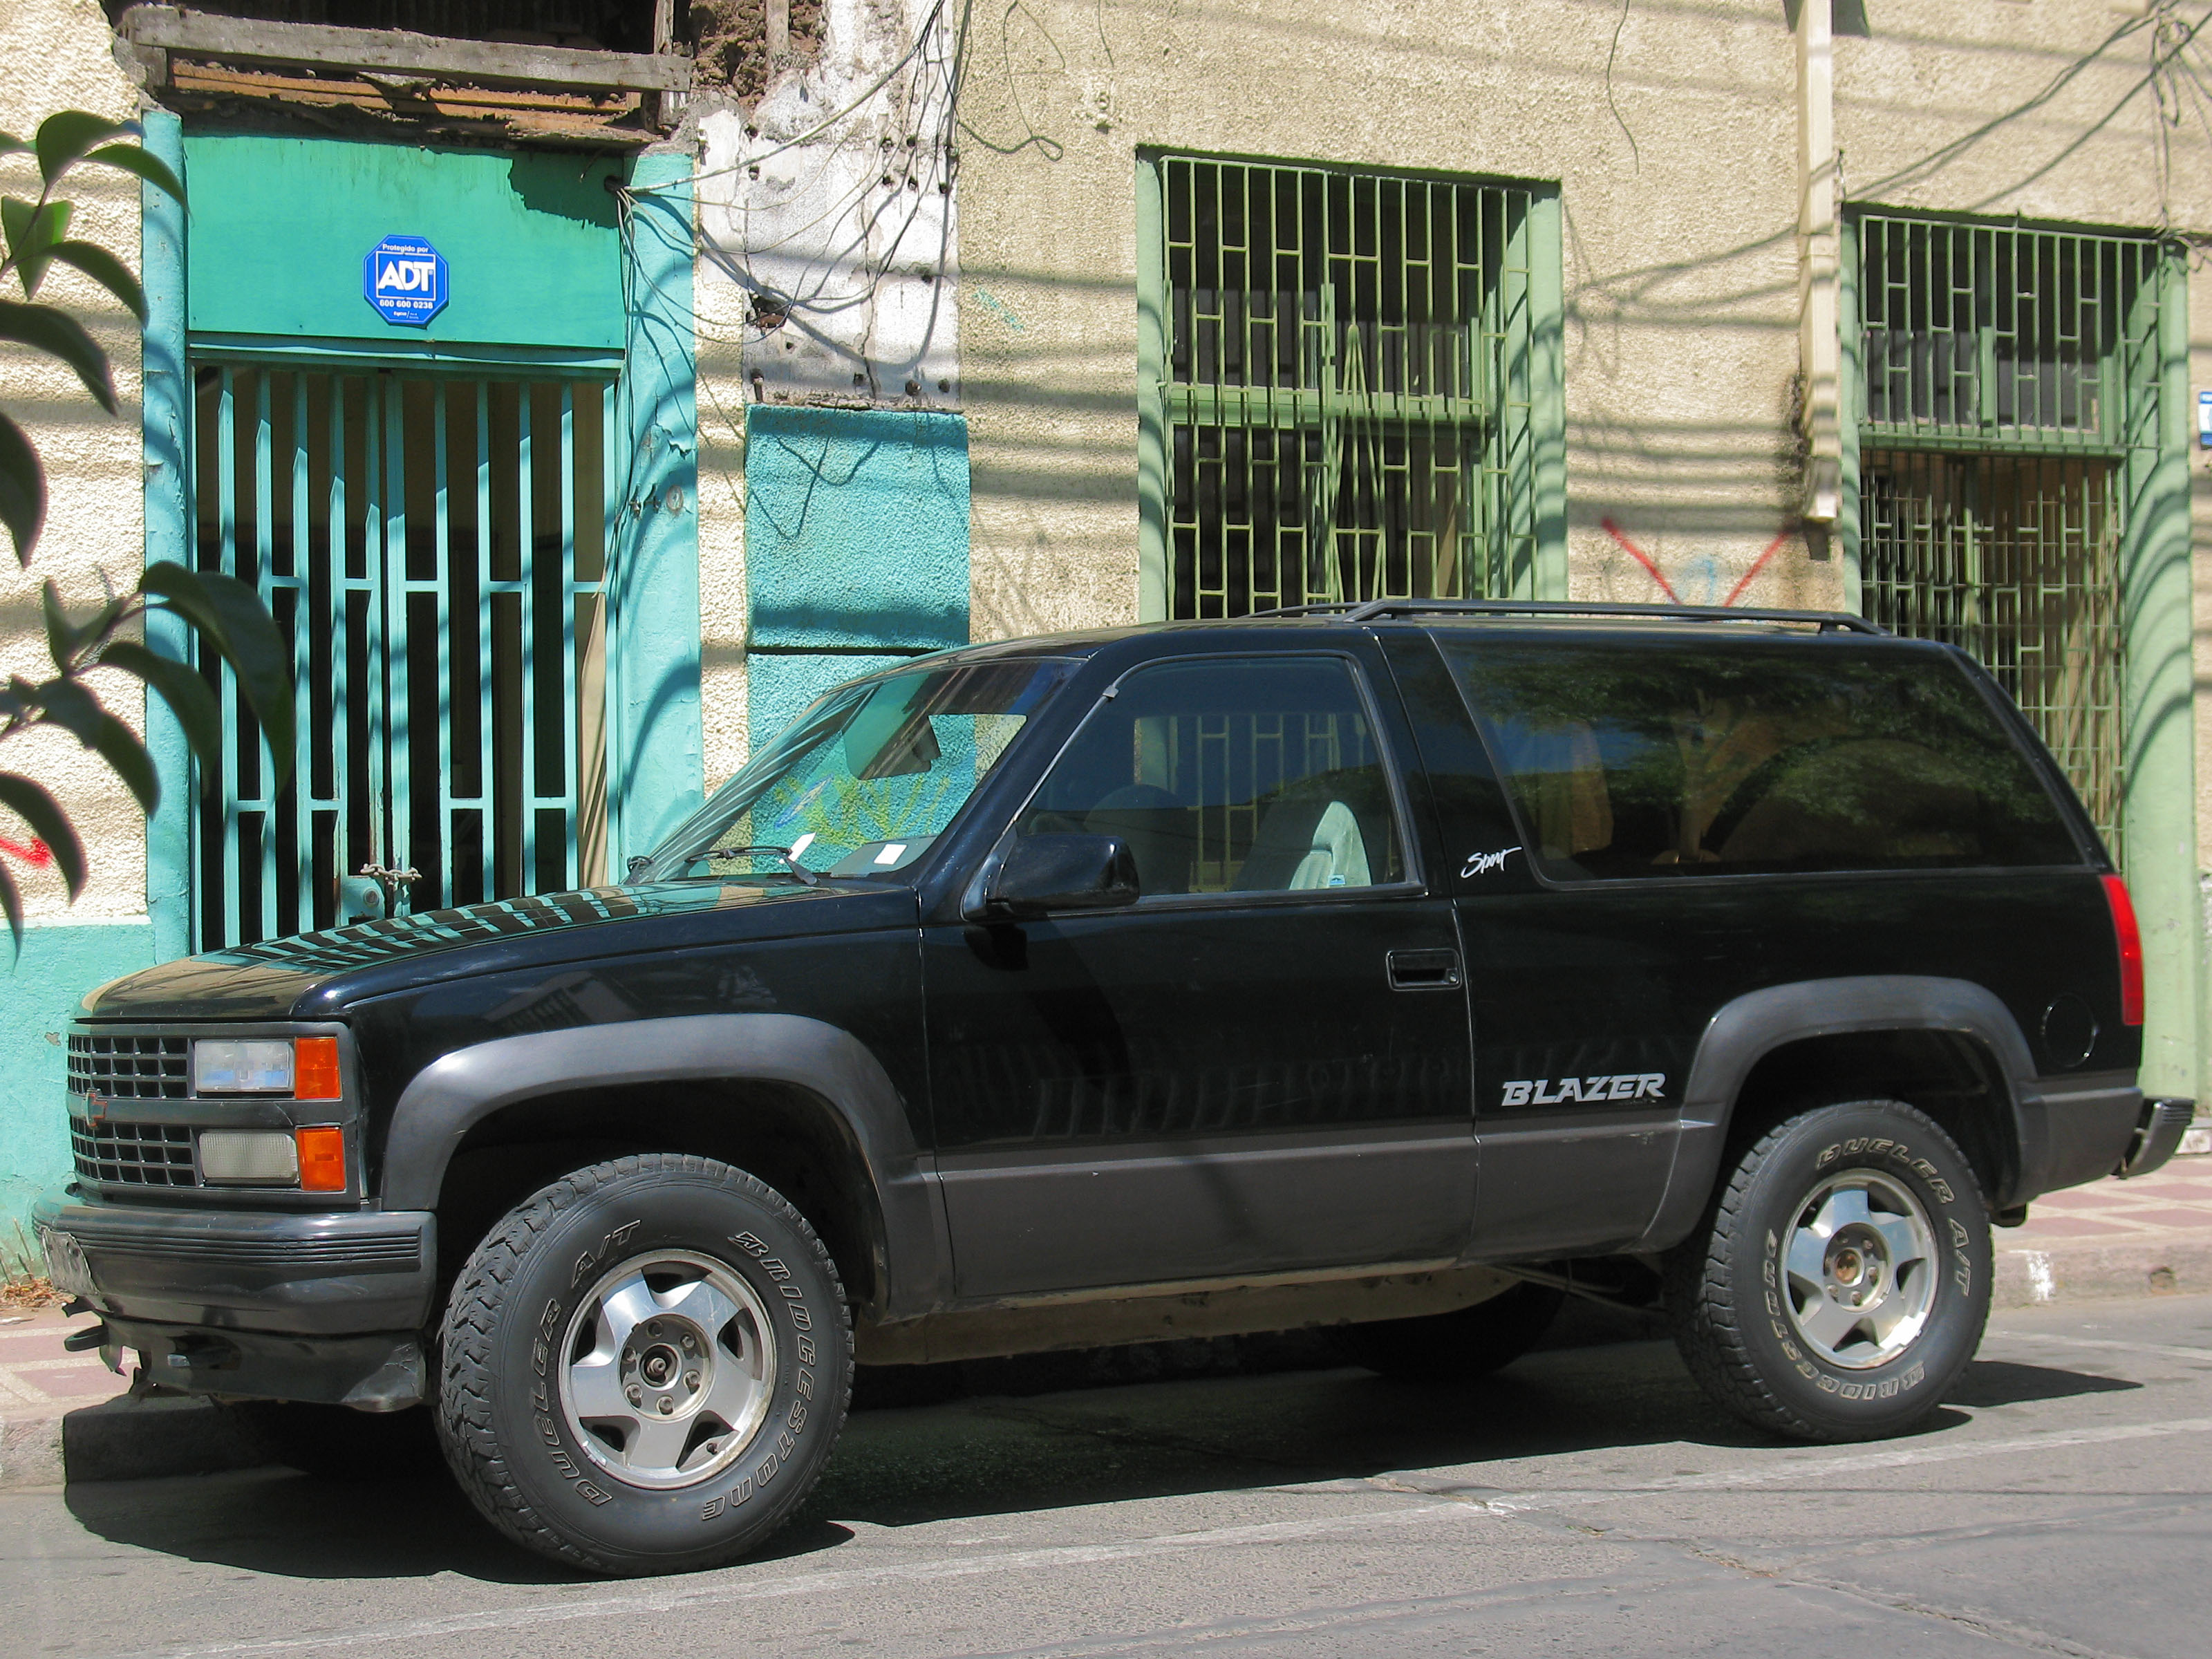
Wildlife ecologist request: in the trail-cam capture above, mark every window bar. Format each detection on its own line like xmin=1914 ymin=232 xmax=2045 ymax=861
xmin=475 ymin=383 xmax=497 ymax=901
xmin=214 ymin=367 xmax=242 ymax=950
xmin=556 ymin=382 xmax=580 ymax=892
xmin=326 ymin=375 xmax=350 ymax=935
xmin=250 ymin=370 xmax=277 ymax=941
xmin=517 ymin=384 xmax=538 ymax=888
xmin=285 ymin=373 xmax=312 ymax=936
xmin=382 ymin=375 xmax=411 ymax=897
xmin=599 ymin=378 xmax=622 ymax=866
xmin=434 ymin=379 xmax=456 ymax=911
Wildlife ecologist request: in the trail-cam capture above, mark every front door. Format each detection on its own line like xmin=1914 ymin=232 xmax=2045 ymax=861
xmin=924 ymin=648 xmax=1474 ymax=1298
xmin=189 ymin=364 xmax=615 ymax=946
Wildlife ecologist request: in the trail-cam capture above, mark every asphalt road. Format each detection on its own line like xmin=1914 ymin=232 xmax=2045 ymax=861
xmin=6 ymin=1294 xmax=2211 ymax=1659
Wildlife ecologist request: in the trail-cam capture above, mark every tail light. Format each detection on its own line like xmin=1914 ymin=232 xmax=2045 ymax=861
xmin=2101 ymin=873 xmax=2144 ymax=1027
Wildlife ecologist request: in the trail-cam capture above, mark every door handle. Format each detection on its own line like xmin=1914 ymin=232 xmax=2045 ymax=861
xmin=1387 ymin=948 xmax=1462 ymax=991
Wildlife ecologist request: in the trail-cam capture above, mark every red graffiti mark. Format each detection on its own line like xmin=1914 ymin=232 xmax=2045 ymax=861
xmin=0 ymin=836 xmax=54 ymax=868
xmin=1721 ymin=527 xmax=1794 ymax=608
xmin=1601 ymin=517 xmax=1679 ymax=603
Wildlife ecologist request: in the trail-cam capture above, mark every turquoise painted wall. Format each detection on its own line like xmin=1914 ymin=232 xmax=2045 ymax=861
xmin=181 ymin=133 xmax=626 ymax=350
xmin=744 ymin=406 xmax=971 ymax=749
xmin=0 ymin=926 xmax=156 ymax=1261
xmin=747 ymin=653 xmax=914 ymax=751
xmin=610 ymin=156 xmax=706 ymax=863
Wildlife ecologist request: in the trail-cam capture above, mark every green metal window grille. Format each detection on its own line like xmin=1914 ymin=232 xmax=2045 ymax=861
xmin=189 ymin=362 xmax=617 ymax=948
xmin=1854 ymin=214 xmax=2164 ymax=850
xmin=1147 ymin=157 xmax=1551 ymax=617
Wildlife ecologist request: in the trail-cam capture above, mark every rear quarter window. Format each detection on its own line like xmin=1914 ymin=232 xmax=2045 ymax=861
xmin=1436 ymin=636 xmax=2084 ymax=880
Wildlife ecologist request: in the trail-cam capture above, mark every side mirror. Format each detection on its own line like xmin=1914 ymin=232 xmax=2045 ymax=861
xmin=974 ymin=833 xmax=1140 ymax=920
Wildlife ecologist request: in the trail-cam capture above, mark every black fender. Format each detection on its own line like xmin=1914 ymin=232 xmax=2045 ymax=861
xmin=1632 ymin=975 xmax=2117 ymax=1251
xmin=377 ymin=1013 xmax=953 ymax=1321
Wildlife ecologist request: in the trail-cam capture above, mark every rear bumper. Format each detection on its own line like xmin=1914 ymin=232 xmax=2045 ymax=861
xmin=2012 ymin=1071 xmax=2142 ymax=1203
xmin=2116 ymin=1097 xmax=2197 ymax=1180
xmin=30 ymin=1193 xmax=435 ymax=1335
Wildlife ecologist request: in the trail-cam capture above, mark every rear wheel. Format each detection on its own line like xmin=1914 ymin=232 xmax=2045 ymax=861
xmin=1335 ymin=1280 xmax=1565 ymax=1384
xmin=435 ymin=1153 xmax=852 ymax=1575
xmin=1665 ymin=1099 xmax=1990 ymax=1442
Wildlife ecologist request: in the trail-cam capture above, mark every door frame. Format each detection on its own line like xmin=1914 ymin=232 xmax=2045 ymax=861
xmin=138 ymin=115 xmax=702 ymax=958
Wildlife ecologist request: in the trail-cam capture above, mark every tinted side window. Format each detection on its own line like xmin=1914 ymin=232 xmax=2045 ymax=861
xmin=1437 ymin=638 xmax=2082 ymax=879
xmin=1018 ymin=656 xmax=1407 ymax=896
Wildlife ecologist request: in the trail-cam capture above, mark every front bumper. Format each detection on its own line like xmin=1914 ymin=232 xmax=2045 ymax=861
xmin=32 ymin=1194 xmax=437 ymax=1407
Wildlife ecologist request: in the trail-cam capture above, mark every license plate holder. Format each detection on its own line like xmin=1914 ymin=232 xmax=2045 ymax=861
xmin=37 ymin=1228 xmax=93 ymax=1298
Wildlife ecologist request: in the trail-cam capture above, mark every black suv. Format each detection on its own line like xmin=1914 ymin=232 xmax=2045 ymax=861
xmin=36 ymin=601 xmax=2192 ymax=1575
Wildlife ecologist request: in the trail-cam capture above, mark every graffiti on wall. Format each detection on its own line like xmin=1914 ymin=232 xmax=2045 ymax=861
xmin=1600 ymin=518 xmax=1792 ymax=607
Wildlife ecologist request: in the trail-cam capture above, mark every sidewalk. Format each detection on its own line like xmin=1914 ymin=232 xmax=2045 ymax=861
xmin=1992 ymin=1154 xmax=2212 ymax=1307
xmin=5 ymin=1150 xmax=2211 ymax=1490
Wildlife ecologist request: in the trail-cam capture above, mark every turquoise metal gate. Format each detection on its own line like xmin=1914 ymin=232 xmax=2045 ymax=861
xmin=189 ymin=362 xmax=616 ymax=948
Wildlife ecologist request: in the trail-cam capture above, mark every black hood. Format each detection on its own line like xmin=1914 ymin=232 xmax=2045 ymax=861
xmin=79 ymin=880 xmax=917 ymax=1022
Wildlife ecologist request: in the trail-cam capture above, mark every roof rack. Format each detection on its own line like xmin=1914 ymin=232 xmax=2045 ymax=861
xmin=1253 ymin=599 xmax=1886 ymax=635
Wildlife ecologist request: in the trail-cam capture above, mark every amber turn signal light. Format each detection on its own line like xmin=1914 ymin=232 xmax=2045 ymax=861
xmin=293 ymin=1036 xmax=342 ymax=1100
xmin=295 ymin=1125 xmax=347 ymax=1192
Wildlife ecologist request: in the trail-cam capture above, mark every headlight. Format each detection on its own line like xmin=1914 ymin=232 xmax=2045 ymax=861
xmin=191 ymin=1035 xmax=341 ymax=1098
xmin=199 ymin=1130 xmax=300 ymax=1185
xmin=194 ymin=1039 xmax=294 ymax=1094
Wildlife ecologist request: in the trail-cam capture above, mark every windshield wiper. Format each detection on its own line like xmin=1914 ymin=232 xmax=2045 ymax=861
xmin=702 ymin=845 xmax=821 ymax=887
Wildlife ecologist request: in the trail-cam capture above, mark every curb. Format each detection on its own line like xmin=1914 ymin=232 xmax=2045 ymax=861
xmin=0 ymin=1395 xmax=270 ymax=1492
xmin=1994 ymin=1237 xmax=2212 ymax=1309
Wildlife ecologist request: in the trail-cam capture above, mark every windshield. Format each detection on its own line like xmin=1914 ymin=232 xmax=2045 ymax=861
xmin=635 ymin=657 xmax=1076 ymax=883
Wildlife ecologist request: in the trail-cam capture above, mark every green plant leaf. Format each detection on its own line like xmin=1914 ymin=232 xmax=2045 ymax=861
xmin=82 ymin=142 xmax=183 ymax=209
xmin=98 ymin=639 xmax=222 ymax=788
xmin=0 ymin=299 xmax=115 ymax=413
xmin=0 ymin=772 xmax=85 ymax=899
xmin=1 ymin=197 xmax=72 ymax=298
xmin=35 ymin=677 xmax=158 ymax=814
xmin=45 ymin=240 xmax=143 ymax=320
xmin=140 ymin=563 xmax=294 ymax=781
xmin=35 ymin=113 xmax=130 ymax=187
xmin=0 ymin=409 xmax=42 ymax=565
xmin=0 ymin=860 xmax=19 ymax=958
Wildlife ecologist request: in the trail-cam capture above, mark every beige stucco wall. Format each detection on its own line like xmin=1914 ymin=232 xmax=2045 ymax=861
xmin=0 ymin=0 xmax=148 ymax=922
xmin=955 ymin=0 xmax=1830 ymax=641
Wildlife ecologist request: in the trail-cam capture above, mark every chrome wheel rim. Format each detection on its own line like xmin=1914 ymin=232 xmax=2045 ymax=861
xmin=557 ymin=1249 xmax=776 ymax=1491
xmin=1781 ymin=1169 xmax=1938 ymax=1371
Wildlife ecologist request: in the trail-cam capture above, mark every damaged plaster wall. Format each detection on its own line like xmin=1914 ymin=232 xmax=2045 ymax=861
xmin=691 ymin=0 xmax=960 ymax=787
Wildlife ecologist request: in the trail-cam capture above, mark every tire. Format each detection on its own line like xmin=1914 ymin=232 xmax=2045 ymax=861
xmin=235 ymin=1399 xmax=440 ymax=1481
xmin=435 ymin=1153 xmax=853 ymax=1575
xmin=1664 ymin=1099 xmax=1991 ymax=1443
xmin=1335 ymin=1280 xmax=1565 ymax=1384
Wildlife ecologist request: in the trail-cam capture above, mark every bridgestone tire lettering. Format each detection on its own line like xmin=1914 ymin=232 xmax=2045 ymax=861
xmin=434 ymin=1153 xmax=853 ymax=1576
xmin=1663 ymin=1098 xmax=1991 ymax=1444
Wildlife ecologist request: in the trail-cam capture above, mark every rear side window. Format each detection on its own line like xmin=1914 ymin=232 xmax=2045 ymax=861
xmin=1437 ymin=637 xmax=2083 ymax=879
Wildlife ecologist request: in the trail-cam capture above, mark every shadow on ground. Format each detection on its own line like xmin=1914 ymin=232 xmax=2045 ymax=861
xmin=60 ymin=1302 xmax=2138 ymax=1584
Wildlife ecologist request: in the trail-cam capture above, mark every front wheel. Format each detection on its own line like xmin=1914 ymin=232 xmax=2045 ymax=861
xmin=1665 ymin=1099 xmax=1991 ymax=1443
xmin=435 ymin=1154 xmax=852 ymax=1575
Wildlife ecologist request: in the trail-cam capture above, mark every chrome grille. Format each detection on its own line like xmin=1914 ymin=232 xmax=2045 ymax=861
xmin=67 ymin=1033 xmax=189 ymax=1100
xmin=71 ymin=1120 xmax=198 ymax=1188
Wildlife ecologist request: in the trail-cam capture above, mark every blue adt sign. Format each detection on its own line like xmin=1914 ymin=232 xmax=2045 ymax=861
xmin=364 ymin=235 xmax=449 ymax=326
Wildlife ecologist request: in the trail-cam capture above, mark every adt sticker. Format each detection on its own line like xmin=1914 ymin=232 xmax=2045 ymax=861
xmin=364 ymin=235 xmax=449 ymax=326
